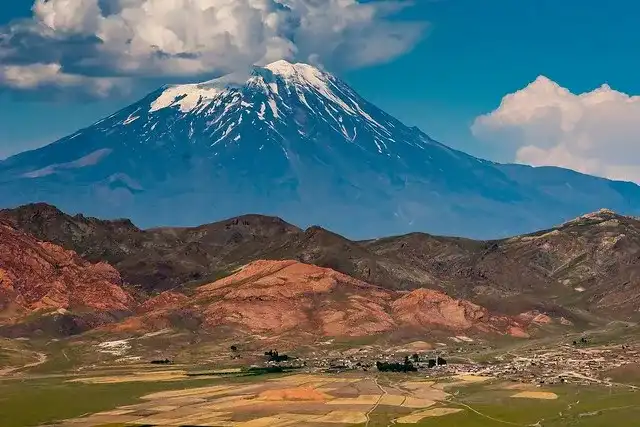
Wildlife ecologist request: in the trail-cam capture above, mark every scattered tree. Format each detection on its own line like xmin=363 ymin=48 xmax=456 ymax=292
xmin=427 ymin=357 xmax=447 ymax=368
xmin=264 ymin=349 xmax=289 ymax=362
xmin=573 ymin=337 xmax=589 ymax=346
xmin=376 ymin=359 xmax=417 ymax=372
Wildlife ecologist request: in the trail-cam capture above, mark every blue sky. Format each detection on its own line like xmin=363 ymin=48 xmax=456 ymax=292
xmin=344 ymin=0 xmax=640 ymax=161
xmin=1 ymin=0 xmax=640 ymax=180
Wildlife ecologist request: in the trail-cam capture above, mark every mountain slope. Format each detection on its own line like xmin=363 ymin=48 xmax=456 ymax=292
xmin=0 ymin=211 xmax=532 ymax=340
xmin=0 ymin=203 xmax=301 ymax=293
xmin=0 ymin=203 xmax=464 ymax=296
xmin=0 ymin=220 xmax=134 ymax=335
xmin=4 ymin=203 xmax=640 ymax=320
xmin=1 ymin=61 xmax=640 ymax=239
xmin=115 ymin=260 xmax=528 ymax=340
xmin=365 ymin=208 xmax=640 ymax=317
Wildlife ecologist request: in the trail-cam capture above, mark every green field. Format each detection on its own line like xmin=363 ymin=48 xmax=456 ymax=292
xmin=0 ymin=368 xmax=296 ymax=427
xmin=2 ymin=357 xmax=640 ymax=427
xmin=0 ymin=375 xmax=233 ymax=427
xmin=363 ymin=381 xmax=640 ymax=427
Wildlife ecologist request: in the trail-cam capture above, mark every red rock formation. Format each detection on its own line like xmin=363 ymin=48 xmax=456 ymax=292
xmin=392 ymin=288 xmax=529 ymax=337
xmin=196 ymin=260 xmax=397 ymax=336
xmin=121 ymin=260 xmax=527 ymax=339
xmin=392 ymin=288 xmax=488 ymax=330
xmin=137 ymin=291 xmax=190 ymax=314
xmin=518 ymin=311 xmax=553 ymax=325
xmin=0 ymin=222 xmax=134 ymax=325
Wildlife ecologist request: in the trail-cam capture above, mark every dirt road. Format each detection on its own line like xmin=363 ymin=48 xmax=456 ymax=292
xmin=0 ymin=351 xmax=47 ymax=376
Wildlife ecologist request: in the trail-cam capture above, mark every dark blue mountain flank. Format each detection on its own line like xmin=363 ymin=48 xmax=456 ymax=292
xmin=1 ymin=60 xmax=640 ymax=239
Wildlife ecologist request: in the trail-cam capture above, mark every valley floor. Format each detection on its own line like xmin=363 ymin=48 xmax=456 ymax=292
xmin=2 ymin=323 xmax=640 ymax=427
xmin=2 ymin=368 xmax=639 ymax=427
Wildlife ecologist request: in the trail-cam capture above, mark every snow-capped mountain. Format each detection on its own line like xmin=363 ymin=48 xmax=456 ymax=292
xmin=2 ymin=60 xmax=640 ymax=238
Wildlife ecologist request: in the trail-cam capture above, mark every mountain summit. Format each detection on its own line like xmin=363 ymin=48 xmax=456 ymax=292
xmin=1 ymin=60 xmax=640 ymax=238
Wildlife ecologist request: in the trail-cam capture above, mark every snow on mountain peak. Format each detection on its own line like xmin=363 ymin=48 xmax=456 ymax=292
xmin=264 ymin=60 xmax=325 ymax=80
xmin=149 ymin=61 xmax=335 ymax=115
xmin=140 ymin=59 xmax=431 ymax=157
xmin=149 ymin=83 xmax=223 ymax=113
xmin=148 ymin=69 xmax=252 ymax=114
xmin=261 ymin=60 xmax=356 ymax=112
xmin=264 ymin=59 xmax=299 ymax=72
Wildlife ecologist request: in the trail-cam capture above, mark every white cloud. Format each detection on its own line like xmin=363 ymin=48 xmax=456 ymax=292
xmin=0 ymin=0 xmax=426 ymax=95
xmin=472 ymin=76 xmax=640 ymax=183
xmin=33 ymin=0 xmax=102 ymax=34
xmin=0 ymin=63 xmax=129 ymax=97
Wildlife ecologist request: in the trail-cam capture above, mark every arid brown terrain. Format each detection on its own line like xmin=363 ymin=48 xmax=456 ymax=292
xmin=4 ymin=204 xmax=640 ymax=318
xmin=113 ymin=260 xmax=527 ymax=339
xmin=0 ymin=203 xmax=302 ymax=293
xmin=0 ymin=206 xmax=530 ymax=340
xmin=0 ymin=220 xmax=135 ymax=336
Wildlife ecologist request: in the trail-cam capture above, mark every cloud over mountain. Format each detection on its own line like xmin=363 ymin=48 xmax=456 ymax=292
xmin=0 ymin=0 xmax=426 ymax=98
xmin=472 ymin=76 xmax=640 ymax=183
xmin=0 ymin=63 xmax=128 ymax=99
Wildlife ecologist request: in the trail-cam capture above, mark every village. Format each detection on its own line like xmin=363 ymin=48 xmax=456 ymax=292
xmin=255 ymin=339 xmax=640 ymax=390
xmin=461 ymin=342 xmax=640 ymax=388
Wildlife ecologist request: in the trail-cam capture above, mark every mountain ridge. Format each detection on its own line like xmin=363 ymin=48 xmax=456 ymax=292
xmin=0 ymin=208 xmax=535 ymax=341
xmin=110 ymin=259 xmax=529 ymax=340
xmin=3 ymin=203 xmax=640 ymax=323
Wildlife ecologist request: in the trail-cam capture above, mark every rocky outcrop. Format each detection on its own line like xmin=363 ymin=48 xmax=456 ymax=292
xmin=137 ymin=291 xmax=190 ymax=314
xmin=196 ymin=260 xmax=398 ymax=337
xmin=518 ymin=311 xmax=553 ymax=325
xmin=6 ymin=202 xmax=639 ymax=339
xmin=0 ymin=203 xmax=303 ymax=294
xmin=118 ymin=260 xmax=527 ymax=339
xmin=0 ymin=222 xmax=134 ymax=326
xmin=392 ymin=288 xmax=529 ymax=337
xmin=392 ymin=289 xmax=490 ymax=330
